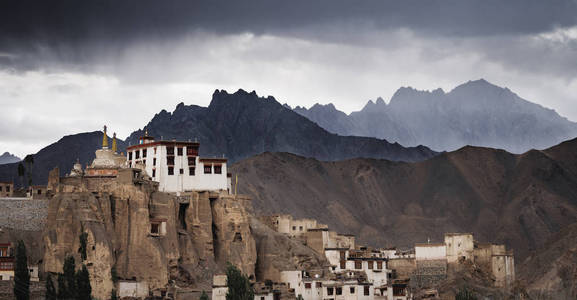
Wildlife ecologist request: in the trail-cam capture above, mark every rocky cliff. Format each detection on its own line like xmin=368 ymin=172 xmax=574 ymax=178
xmin=43 ymin=170 xmax=257 ymax=298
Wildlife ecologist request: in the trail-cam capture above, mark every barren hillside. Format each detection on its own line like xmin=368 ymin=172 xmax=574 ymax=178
xmin=231 ymin=138 xmax=577 ymax=261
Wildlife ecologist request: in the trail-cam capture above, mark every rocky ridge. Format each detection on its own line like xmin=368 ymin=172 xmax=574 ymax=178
xmin=126 ymin=89 xmax=437 ymax=163
xmin=294 ymin=79 xmax=577 ymax=153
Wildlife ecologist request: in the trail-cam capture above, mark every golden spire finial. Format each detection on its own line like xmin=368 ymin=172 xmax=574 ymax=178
xmin=112 ymin=132 xmax=117 ymax=153
xmin=102 ymin=125 xmax=109 ymax=149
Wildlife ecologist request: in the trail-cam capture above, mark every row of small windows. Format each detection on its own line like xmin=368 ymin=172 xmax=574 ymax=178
xmin=164 ymin=165 xmax=221 ymax=176
xmin=130 ymin=162 xmax=221 ymax=177
xmin=128 ymin=146 xmax=198 ymax=160
xmin=352 ymin=260 xmax=384 ymax=270
xmin=130 ymin=157 xmax=199 ymax=167
xmin=0 ymin=186 xmax=10 ymax=192
xmin=321 ymin=286 xmax=370 ymax=296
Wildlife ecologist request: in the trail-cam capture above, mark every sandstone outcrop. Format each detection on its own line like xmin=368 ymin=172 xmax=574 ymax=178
xmin=42 ymin=169 xmax=257 ymax=299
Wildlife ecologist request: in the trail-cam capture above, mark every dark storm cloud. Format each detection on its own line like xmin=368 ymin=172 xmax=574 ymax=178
xmin=1 ymin=0 xmax=576 ymax=70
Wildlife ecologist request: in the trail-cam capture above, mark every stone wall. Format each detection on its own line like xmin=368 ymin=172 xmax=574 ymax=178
xmin=0 ymin=198 xmax=48 ymax=231
xmin=411 ymin=259 xmax=447 ymax=289
xmin=388 ymin=258 xmax=416 ymax=280
xmin=0 ymin=280 xmax=45 ymax=300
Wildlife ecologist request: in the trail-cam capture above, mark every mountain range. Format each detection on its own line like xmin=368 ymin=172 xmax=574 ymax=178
xmin=230 ymin=138 xmax=577 ymax=261
xmin=293 ymin=79 xmax=577 ymax=153
xmin=126 ymin=89 xmax=436 ymax=163
xmin=0 ymin=152 xmax=20 ymax=165
xmin=0 ymin=89 xmax=435 ymax=185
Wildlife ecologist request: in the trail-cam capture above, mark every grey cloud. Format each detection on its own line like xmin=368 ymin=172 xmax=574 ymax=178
xmin=1 ymin=0 xmax=577 ymax=70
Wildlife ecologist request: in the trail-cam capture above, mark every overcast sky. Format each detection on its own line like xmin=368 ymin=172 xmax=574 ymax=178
xmin=1 ymin=0 xmax=577 ymax=158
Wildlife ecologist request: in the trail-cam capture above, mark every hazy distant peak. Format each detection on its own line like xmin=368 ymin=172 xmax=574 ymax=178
xmin=310 ymin=103 xmax=338 ymax=111
xmin=432 ymin=88 xmax=445 ymax=95
xmin=0 ymin=152 xmax=20 ymax=165
xmin=293 ymin=79 xmax=577 ymax=154
xmin=451 ymin=78 xmax=504 ymax=93
xmin=361 ymin=99 xmax=375 ymax=110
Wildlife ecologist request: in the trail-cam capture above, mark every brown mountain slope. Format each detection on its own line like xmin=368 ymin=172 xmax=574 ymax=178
xmin=231 ymin=138 xmax=577 ymax=260
xmin=517 ymin=222 xmax=577 ymax=299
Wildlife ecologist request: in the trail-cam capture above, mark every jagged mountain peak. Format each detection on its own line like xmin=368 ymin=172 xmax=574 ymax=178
xmin=293 ymin=79 xmax=577 ymax=153
xmin=0 ymin=152 xmax=21 ymax=165
xmin=450 ymin=78 xmax=507 ymax=94
xmin=309 ymin=103 xmax=338 ymax=111
xmin=125 ymin=89 xmax=436 ymax=163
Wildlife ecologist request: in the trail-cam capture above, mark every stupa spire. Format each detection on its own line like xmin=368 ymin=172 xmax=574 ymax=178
xmin=102 ymin=125 xmax=109 ymax=149
xmin=112 ymin=132 xmax=117 ymax=153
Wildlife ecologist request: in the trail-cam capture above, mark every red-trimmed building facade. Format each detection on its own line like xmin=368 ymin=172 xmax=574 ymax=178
xmin=126 ymin=133 xmax=230 ymax=193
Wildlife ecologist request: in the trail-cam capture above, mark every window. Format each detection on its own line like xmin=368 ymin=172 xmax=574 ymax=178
xmin=179 ymin=168 xmax=184 ymax=174
xmin=189 ymin=167 xmax=195 ymax=176
xmin=377 ymin=261 xmax=383 ymax=269
xmin=350 ymin=287 xmax=355 ymax=294
xmin=188 ymin=158 xmax=196 ymax=166
xmin=167 ymin=147 xmax=174 ymax=155
xmin=187 ymin=147 xmax=198 ymax=156
xmin=143 ymin=149 xmax=147 ymax=157
xmin=316 ymin=282 xmax=322 ymax=288
xmin=153 ymin=158 xmax=157 ymax=165
xmin=154 ymin=147 xmax=157 ymax=154
xmin=128 ymin=152 xmax=132 ymax=160
xmin=292 ymin=226 xmax=296 ymax=230
xmin=0 ymin=262 xmax=13 ymax=270
xmin=37 ymin=189 xmax=42 ymax=195
xmin=336 ymin=287 xmax=342 ymax=295
xmin=204 ymin=164 xmax=212 ymax=174
xmin=151 ymin=223 xmax=160 ymax=235
xmin=0 ymin=186 xmax=2 ymax=191
xmin=355 ymin=261 xmax=362 ymax=269
xmin=327 ymin=288 xmax=334 ymax=296
xmin=135 ymin=151 xmax=140 ymax=159
xmin=305 ymin=283 xmax=311 ymax=289
xmin=364 ymin=286 xmax=370 ymax=296
xmin=340 ymin=260 xmax=346 ymax=269
xmin=168 ymin=167 xmax=174 ymax=175
xmin=152 ymin=169 xmax=156 ymax=177
xmin=299 ymin=226 xmax=303 ymax=231
xmin=0 ymin=247 xmax=8 ymax=257
xmin=214 ymin=164 xmax=222 ymax=174
xmin=167 ymin=157 xmax=175 ymax=165
xmin=368 ymin=261 xmax=373 ymax=269
xmin=177 ymin=147 xmax=183 ymax=156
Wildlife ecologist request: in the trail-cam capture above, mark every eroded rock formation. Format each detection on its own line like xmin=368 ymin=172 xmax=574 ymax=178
xmin=43 ymin=169 xmax=257 ymax=298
